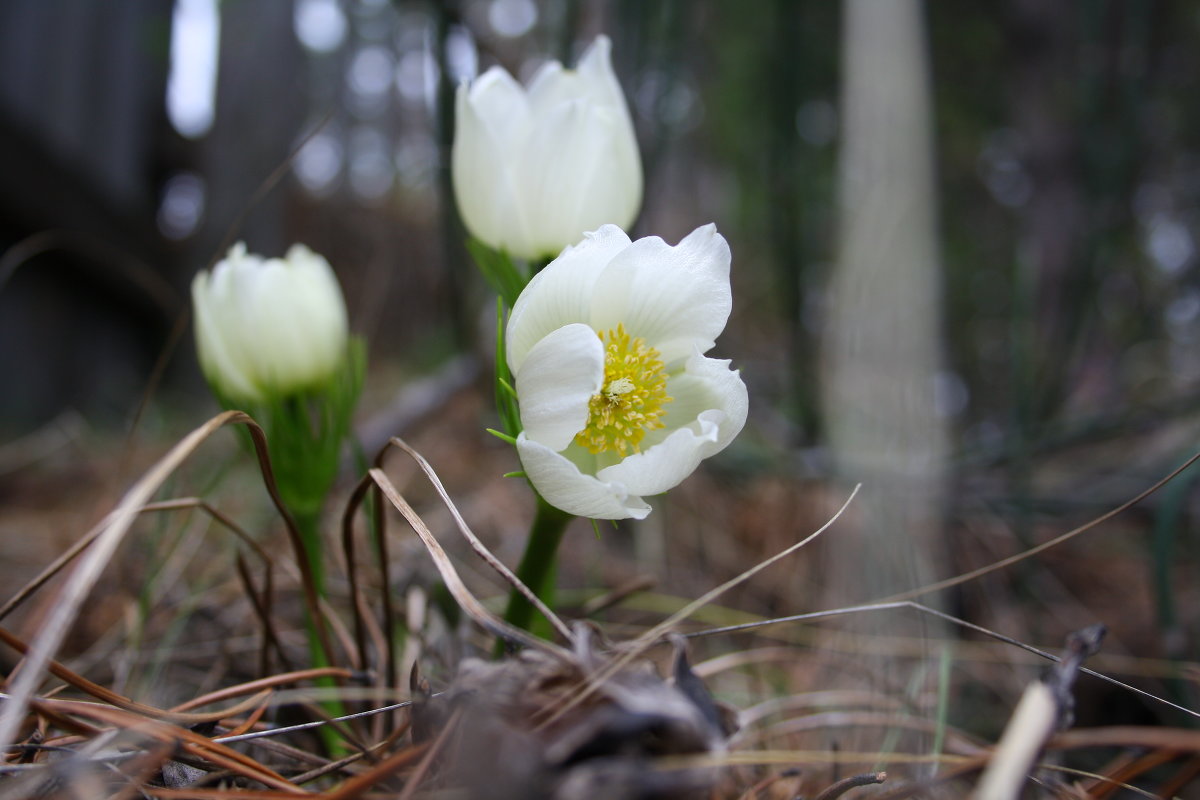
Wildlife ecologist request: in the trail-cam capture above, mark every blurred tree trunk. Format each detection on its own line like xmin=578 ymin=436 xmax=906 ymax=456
xmin=821 ymin=0 xmax=947 ymax=616
xmin=0 ymin=1 xmax=175 ymax=430
xmin=193 ymin=1 xmax=305 ymax=264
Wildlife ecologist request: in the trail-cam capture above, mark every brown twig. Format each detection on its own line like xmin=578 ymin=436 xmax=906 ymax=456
xmin=537 ymin=485 xmax=860 ymax=732
xmin=341 ymin=473 xmax=375 ymax=674
xmin=0 ymin=625 xmax=272 ymax=725
xmin=581 ymin=574 xmax=658 ymax=616
xmin=974 ymin=624 xmax=1105 ymax=800
xmin=368 ymin=466 xmax=575 ymax=660
xmin=815 ymin=771 xmax=888 ymax=800
xmin=25 ymin=698 xmax=304 ymax=793
xmin=385 ymin=437 xmax=575 ymax=644
xmin=735 ymin=766 xmax=802 ymax=800
xmin=170 ymin=667 xmax=355 ymax=712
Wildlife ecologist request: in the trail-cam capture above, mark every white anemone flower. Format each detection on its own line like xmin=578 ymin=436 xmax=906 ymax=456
xmin=507 ymin=224 xmax=748 ymax=520
xmin=452 ymin=35 xmax=642 ymax=261
xmin=192 ymin=243 xmax=349 ymax=404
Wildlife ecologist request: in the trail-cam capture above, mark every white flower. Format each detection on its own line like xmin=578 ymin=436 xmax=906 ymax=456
xmin=507 ymin=224 xmax=748 ymax=520
xmin=191 ymin=243 xmax=349 ymax=403
xmin=452 ymin=35 xmax=642 ymax=261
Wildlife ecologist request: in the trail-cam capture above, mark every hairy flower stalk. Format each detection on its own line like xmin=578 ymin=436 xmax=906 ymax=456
xmin=192 ymin=242 xmax=363 ymax=579
xmin=192 ymin=243 xmax=363 ymax=712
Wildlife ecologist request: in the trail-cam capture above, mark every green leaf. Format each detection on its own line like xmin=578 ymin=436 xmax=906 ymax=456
xmin=494 ymin=298 xmax=523 ymax=438
xmin=486 ymin=428 xmax=517 ymax=445
xmin=466 ymin=238 xmax=530 ymax=308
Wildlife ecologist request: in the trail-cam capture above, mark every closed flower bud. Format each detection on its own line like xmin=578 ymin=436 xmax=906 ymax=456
xmin=453 ymin=35 xmax=642 ymax=261
xmin=191 ymin=243 xmax=350 ymax=404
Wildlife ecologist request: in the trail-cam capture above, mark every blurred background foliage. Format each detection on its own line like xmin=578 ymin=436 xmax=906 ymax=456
xmin=4 ymin=0 xmax=1199 ymax=449
xmin=3 ymin=0 xmax=1200 ymax=732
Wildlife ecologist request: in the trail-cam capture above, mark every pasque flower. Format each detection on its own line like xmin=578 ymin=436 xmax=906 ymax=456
xmin=507 ymin=224 xmax=748 ymax=520
xmin=452 ymin=35 xmax=642 ymax=261
xmin=191 ymin=242 xmax=350 ymax=404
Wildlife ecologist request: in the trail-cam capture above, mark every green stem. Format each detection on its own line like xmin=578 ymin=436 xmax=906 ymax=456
xmin=292 ymin=505 xmax=346 ymax=753
xmin=294 ymin=506 xmax=325 ymax=600
xmin=501 ymin=496 xmax=573 ymax=640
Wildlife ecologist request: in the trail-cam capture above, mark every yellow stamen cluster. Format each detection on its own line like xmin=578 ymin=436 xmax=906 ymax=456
xmin=574 ymin=324 xmax=672 ymax=456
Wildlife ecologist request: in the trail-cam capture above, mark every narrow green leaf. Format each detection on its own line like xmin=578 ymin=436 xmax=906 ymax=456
xmin=486 ymin=428 xmax=517 ymax=445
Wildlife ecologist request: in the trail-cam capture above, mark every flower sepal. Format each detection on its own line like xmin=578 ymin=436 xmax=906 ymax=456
xmin=210 ymin=336 xmax=365 ymax=517
xmin=467 ymin=238 xmax=531 ymax=309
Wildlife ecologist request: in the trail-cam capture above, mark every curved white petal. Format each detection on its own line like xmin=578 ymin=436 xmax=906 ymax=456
xmin=244 ymin=251 xmax=347 ymax=394
xmin=571 ymin=37 xmax=641 ymax=218
xmin=517 ymin=434 xmax=651 ymax=520
xmin=506 ymin=224 xmax=631 ymax=374
xmin=575 ymin=36 xmax=625 ymax=105
xmin=587 ymin=224 xmax=732 ymax=364
xmin=598 ymin=354 xmax=747 ymax=496
xmin=658 ymin=353 xmax=749 ymax=452
xmin=192 ymin=269 xmax=261 ymax=402
xmin=521 ymin=102 xmax=639 ymax=258
xmin=516 ymin=324 xmax=604 ymax=451
xmin=452 ymin=78 xmax=533 ymax=257
xmin=525 ymin=59 xmax=570 ymax=114
xmin=465 ymin=66 xmax=531 ymax=150
xmin=596 ymin=413 xmax=722 ymax=497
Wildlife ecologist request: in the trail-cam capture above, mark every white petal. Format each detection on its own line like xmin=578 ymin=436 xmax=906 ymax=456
xmin=517 ymin=434 xmax=651 ymax=520
xmin=596 ymin=416 xmax=721 ymax=497
xmin=506 ymin=224 xmax=631 ymax=374
xmin=588 ymin=224 xmax=731 ymax=364
xmin=515 ymin=324 xmax=604 ymax=451
xmin=191 ymin=269 xmax=261 ymax=403
xmin=248 ymin=250 xmax=347 ymax=393
xmin=658 ymin=353 xmax=749 ymax=453
xmin=465 ymin=66 xmax=531 ymax=149
xmin=525 ymin=58 xmax=571 ymax=115
xmin=598 ymin=354 xmax=747 ymax=496
xmin=452 ymin=77 xmax=534 ymax=257
xmin=520 ymin=102 xmax=639 ymax=258
xmin=534 ymin=37 xmax=626 ymax=117
xmin=579 ymin=105 xmax=642 ymax=231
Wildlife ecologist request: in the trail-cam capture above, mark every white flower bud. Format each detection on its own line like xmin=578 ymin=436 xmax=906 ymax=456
xmin=453 ymin=36 xmax=642 ymax=261
xmin=191 ymin=243 xmax=349 ymax=403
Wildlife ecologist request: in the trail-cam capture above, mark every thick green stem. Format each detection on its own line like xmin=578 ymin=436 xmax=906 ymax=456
xmin=293 ymin=506 xmax=325 ymax=600
xmin=502 ymin=497 xmax=573 ymax=638
xmin=291 ymin=505 xmax=346 ymax=753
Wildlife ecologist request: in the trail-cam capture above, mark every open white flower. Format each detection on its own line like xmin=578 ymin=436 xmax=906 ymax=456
xmin=192 ymin=243 xmax=349 ymax=404
xmin=507 ymin=224 xmax=748 ymax=519
xmin=453 ymin=35 xmax=642 ymax=261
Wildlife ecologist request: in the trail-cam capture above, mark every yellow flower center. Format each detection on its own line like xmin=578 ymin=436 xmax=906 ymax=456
xmin=574 ymin=324 xmax=672 ymax=456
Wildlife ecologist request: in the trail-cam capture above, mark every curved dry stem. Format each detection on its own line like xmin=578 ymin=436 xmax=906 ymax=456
xmin=385 ymin=436 xmax=575 ymax=644
xmin=683 ymin=600 xmax=1200 ymax=722
xmin=0 ymin=496 xmax=275 ymax=623
xmin=0 ymin=621 xmax=273 ymax=724
xmin=0 ymin=411 xmax=337 ymax=751
xmin=24 ymin=697 xmax=304 ymax=793
xmin=341 ymin=472 xmax=382 ymax=676
xmin=880 ymin=449 xmax=1200 ymax=604
xmin=170 ymin=666 xmax=357 ymax=712
xmin=536 ymin=484 xmax=861 ymax=731
xmin=368 ymin=467 xmax=574 ymax=661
